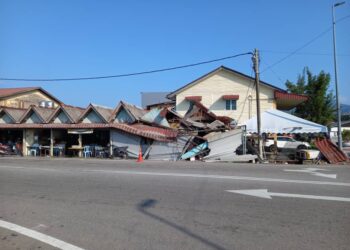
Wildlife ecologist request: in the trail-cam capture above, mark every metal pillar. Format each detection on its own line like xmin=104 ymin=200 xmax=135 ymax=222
xmin=332 ymin=1 xmax=345 ymax=150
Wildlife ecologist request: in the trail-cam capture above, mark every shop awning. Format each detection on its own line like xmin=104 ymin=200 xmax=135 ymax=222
xmin=275 ymin=91 xmax=308 ymax=110
xmin=222 ymin=95 xmax=239 ymax=100
xmin=68 ymin=129 xmax=93 ymax=134
xmin=185 ymin=96 xmax=202 ymax=102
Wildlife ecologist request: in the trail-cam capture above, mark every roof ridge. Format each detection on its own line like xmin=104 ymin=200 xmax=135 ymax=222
xmin=167 ymin=65 xmax=286 ymax=99
xmin=62 ymin=104 xmax=85 ymax=110
xmin=121 ymin=100 xmax=145 ymax=110
xmin=91 ymin=103 xmax=114 ymax=110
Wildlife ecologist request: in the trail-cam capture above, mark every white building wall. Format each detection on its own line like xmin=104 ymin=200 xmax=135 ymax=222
xmin=175 ymin=70 xmax=276 ymax=124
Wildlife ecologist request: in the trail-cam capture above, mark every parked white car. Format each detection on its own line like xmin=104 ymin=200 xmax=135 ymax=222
xmin=264 ymin=136 xmax=310 ymax=151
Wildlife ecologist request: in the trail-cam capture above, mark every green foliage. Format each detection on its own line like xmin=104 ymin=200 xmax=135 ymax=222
xmin=285 ymin=67 xmax=335 ymax=126
xmin=342 ymin=114 xmax=350 ymax=121
xmin=342 ymin=130 xmax=350 ymax=142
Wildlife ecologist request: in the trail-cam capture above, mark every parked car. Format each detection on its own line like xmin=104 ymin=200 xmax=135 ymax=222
xmin=264 ymin=136 xmax=310 ymax=152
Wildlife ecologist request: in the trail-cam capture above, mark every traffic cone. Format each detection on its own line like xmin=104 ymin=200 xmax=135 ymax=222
xmin=137 ymin=146 xmax=143 ymax=163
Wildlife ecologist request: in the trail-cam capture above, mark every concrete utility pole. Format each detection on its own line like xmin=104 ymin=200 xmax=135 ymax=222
xmin=252 ymin=49 xmax=264 ymax=160
xmin=332 ymin=1 xmax=345 ymax=150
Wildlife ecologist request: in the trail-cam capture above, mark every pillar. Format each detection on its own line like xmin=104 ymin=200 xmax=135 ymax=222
xmin=109 ymin=130 xmax=113 ymax=158
xmin=50 ymin=129 xmax=54 ymax=157
xmin=78 ymin=134 xmax=82 ymax=157
xmin=22 ymin=129 xmax=27 ymax=156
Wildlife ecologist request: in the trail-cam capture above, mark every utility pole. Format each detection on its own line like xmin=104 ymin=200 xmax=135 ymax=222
xmin=332 ymin=1 xmax=345 ymax=150
xmin=252 ymin=49 xmax=263 ymax=160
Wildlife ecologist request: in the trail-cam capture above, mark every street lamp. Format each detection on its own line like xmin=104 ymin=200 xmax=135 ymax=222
xmin=332 ymin=1 xmax=345 ymax=150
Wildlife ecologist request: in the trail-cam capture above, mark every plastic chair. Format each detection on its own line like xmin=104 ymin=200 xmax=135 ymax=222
xmin=83 ymin=146 xmax=92 ymax=158
xmin=29 ymin=148 xmax=37 ymax=156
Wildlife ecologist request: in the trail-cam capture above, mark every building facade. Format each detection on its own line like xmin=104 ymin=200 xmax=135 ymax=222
xmin=0 ymin=87 xmax=62 ymax=109
xmin=167 ymin=66 xmax=307 ymax=125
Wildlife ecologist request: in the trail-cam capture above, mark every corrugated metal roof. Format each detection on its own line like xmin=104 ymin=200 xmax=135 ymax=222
xmin=141 ymin=108 xmax=170 ymax=127
xmin=0 ymin=107 xmax=27 ymax=122
xmin=91 ymin=104 xmax=114 ymax=122
xmin=122 ymin=101 xmax=148 ymax=121
xmin=315 ymin=138 xmax=348 ymax=164
xmin=62 ymin=105 xmax=85 ymax=123
xmin=0 ymin=87 xmax=38 ymax=98
xmin=33 ymin=106 xmax=56 ymax=123
xmin=0 ymin=87 xmax=62 ymax=104
xmin=110 ymin=101 xmax=148 ymax=123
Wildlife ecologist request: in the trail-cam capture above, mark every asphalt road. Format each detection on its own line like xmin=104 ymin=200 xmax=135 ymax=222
xmin=0 ymin=157 xmax=349 ymax=250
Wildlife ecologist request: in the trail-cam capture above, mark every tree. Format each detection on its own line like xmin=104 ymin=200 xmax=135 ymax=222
xmin=285 ymin=67 xmax=335 ymax=126
xmin=342 ymin=130 xmax=350 ymax=142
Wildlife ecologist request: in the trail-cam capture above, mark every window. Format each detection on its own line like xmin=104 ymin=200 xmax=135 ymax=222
xmin=225 ymin=100 xmax=237 ymax=110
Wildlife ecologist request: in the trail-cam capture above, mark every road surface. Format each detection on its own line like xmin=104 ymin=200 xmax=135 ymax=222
xmin=0 ymin=157 xmax=349 ymax=250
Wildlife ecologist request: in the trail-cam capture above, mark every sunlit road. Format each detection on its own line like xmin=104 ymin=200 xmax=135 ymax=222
xmin=1 ymin=158 xmax=349 ymax=250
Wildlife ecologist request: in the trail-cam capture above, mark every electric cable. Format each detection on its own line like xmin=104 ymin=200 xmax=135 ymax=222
xmin=0 ymin=52 xmax=252 ymax=82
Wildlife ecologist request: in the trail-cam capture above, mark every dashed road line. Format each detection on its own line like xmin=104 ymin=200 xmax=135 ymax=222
xmin=85 ymin=169 xmax=350 ymax=187
xmin=0 ymin=219 xmax=85 ymax=250
xmin=1 ymin=165 xmax=350 ymax=187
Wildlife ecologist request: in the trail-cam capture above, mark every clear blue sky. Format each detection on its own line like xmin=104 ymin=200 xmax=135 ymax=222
xmin=0 ymin=0 xmax=349 ymax=108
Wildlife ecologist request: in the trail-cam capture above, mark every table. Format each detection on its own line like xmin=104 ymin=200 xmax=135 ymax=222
xmin=68 ymin=146 xmax=83 ymax=157
xmin=94 ymin=146 xmax=108 ymax=158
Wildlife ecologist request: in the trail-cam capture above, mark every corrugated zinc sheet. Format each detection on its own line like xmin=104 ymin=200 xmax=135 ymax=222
xmin=203 ymin=129 xmax=243 ymax=161
xmin=315 ymin=138 xmax=348 ymax=164
xmin=141 ymin=108 xmax=170 ymax=127
xmin=147 ymin=136 xmax=190 ymax=161
xmin=110 ymin=129 xmax=144 ymax=158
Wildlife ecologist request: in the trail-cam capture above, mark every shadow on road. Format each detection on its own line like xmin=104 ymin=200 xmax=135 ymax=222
xmin=137 ymin=199 xmax=227 ymax=250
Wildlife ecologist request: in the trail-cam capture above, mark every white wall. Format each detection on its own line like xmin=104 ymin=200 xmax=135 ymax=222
xmin=175 ymin=69 xmax=276 ymax=124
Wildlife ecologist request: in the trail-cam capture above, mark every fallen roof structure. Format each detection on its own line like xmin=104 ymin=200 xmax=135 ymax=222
xmin=203 ymin=129 xmax=256 ymax=162
xmin=315 ymin=138 xmax=348 ymax=164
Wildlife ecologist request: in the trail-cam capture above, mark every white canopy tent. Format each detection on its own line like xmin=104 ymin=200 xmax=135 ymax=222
xmin=243 ymin=109 xmax=328 ymax=134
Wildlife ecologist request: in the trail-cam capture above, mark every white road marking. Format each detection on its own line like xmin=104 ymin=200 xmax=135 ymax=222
xmin=0 ymin=219 xmax=85 ymax=250
xmin=226 ymin=189 xmax=350 ymax=202
xmin=31 ymin=223 xmax=48 ymax=231
xmin=85 ymin=169 xmax=350 ymax=187
xmin=284 ymin=168 xmax=337 ymax=179
xmin=0 ymin=165 xmax=349 ymax=187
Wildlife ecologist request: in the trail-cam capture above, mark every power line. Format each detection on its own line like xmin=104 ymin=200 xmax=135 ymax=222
xmin=261 ymin=14 xmax=350 ymax=74
xmin=0 ymin=52 xmax=252 ymax=82
xmin=261 ymin=27 xmax=332 ymax=73
xmin=261 ymin=50 xmax=350 ymax=56
xmin=260 ymin=57 xmax=284 ymax=84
